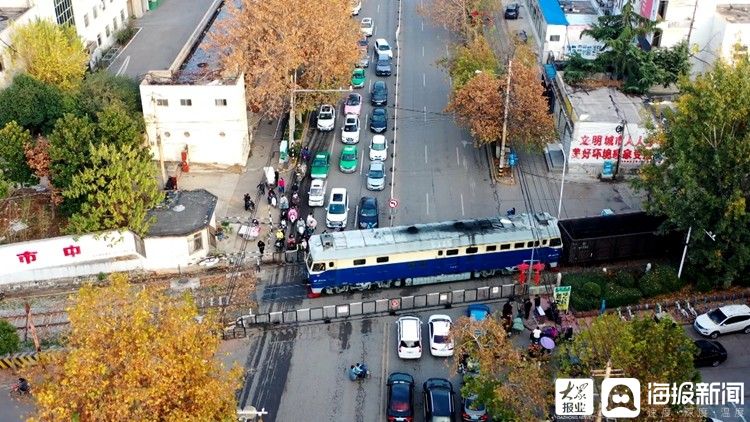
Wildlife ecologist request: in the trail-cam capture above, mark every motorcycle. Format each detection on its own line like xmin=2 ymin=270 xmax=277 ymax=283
xmin=244 ymin=193 xmax=255 ymax=212
xmin=348 ymin=363 xmax=370 ymax=381
xmin=296 ymin=219 xmax=306 ymax=237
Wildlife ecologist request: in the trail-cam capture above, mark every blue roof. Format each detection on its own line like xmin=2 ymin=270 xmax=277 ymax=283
xmin=539 ymin=0 xmax=568 ymax=26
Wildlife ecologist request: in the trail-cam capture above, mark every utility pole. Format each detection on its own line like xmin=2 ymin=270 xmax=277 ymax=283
xmin=151 ymin=95 xmax=167 ymax=184
xmin=288 ymin=72 xmax=296 ymax=146
xmin=592 ymin=359 xmax=624 ymax=422
xmin=498 ymin=59 xmax=513 ymax=174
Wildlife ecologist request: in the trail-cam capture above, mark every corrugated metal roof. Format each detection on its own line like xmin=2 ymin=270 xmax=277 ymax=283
xmin=309 ymin=214 xmax=560 ymax=261
xmin=539 ymin=0 xmax=569 ymax=26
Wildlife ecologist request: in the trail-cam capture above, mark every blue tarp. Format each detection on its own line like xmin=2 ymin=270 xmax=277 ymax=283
xmin=544 ymin=64 xmax=557 ymax=81
xmin=539 ymin=0 xmax=568 ymax=26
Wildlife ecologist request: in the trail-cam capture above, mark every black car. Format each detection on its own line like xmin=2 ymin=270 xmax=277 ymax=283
xmin=376 ymin=53 xmax=392 ymax=76
xmin=358 ymin=196 xmax=379 ymax=229
xmin=504 ymin=3 xmax=520 ymax=19
xmin=694 ymin=339 xmax=727 ymax=367
xmin=370 ymin=107 xmax=388 ymax=133
xmin=371 ymin=80 xmax=388 ymax=106
xmin=424 ymin=378 xmax=455 ymax=422
xmin=387 ymin=372 xmax=414 ymax=422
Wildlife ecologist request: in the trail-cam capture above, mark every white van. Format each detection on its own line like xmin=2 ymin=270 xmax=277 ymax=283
xmin=397 ymin=316 xmax=423 ymax=359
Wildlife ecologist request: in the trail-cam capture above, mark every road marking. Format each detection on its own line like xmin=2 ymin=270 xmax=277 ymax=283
xmin=460 ymin=193 xmax=465 ymax=216
xmin=456 ymin=147 xmax=460 ymax=166
xmin=390 ymin=0 xmax=403 ymax=228
xmin=426 ymin=193 xmax=429 ymax=215
xmin=423 ymin=73 xmax=426 ymax=87
xmin=369 ymin=80 xmax=373 ymax=91
xmin=359 ymin=149 xmax=365 ymax=175
xmin=421 ymin=20 xmax=424 ymax=31
xmin=445 ymin=45 xmax=449 ymax=57
xmin=463 ymin=156 xmax=467 ymax=169
xmin=423 ymin=106 xmax=427 ymax=123
xmin=377 ymin=4 xmax=380 ymax=13
xmin=424 ymin=144 xmax=428 ymax=164
xmin=365 ymin=112 xmax=369 ymax=127
xmin=354 ymin=204 xmax=359 ymax=225
xmin=422 ymin=45 xmax=425 ymax=56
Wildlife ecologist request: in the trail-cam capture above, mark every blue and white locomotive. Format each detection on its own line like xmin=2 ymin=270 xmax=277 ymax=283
xmin=305 ymin=213 xmax=563 ymax=294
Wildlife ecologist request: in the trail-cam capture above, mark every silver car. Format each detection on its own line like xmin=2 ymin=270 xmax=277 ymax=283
xmin=366 ymin=160 xmax=385 ymax=191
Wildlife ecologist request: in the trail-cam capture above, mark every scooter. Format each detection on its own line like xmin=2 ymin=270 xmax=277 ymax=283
xmin=348 ymin=363 xmax=370 ymax=381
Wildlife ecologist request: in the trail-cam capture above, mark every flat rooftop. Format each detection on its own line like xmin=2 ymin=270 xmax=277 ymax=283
xmin=560 ymin=0 xmax=599 ymax=15
xmin=717 ymin=4 xmax=750 ymax=23
xmin=539 ymin=0 xmax=569 ymax=26
xmin=0 ymin=7 xmax=30 ymax=32
xmin=147 ymin=189 xmax=217 ymax=237
xmin=567 ymin=87 xmax=648 ymax=124
xmin=177 ymin=2 xmax=230 ymax=83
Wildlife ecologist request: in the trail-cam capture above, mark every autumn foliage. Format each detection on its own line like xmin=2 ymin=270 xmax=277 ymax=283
xmin=418 ymin=0 xmax=499 ymax=39
xmin=211 ymin=0 xmax=360 ymax=117
xmin=446 ymin=72 xmax=503 ymax=146
xmin=25 ymin=275 xmax=242 ymax=421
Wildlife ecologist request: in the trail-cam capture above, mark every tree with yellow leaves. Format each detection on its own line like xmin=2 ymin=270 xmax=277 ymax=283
xmin=10 ymin=19 xmax=88 ymax=92
xmin=25 ymin=274 xmax=242 ymax=421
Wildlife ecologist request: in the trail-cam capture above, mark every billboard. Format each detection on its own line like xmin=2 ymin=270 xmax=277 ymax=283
xmin=568 ymin=122 xmax=651 ymax=165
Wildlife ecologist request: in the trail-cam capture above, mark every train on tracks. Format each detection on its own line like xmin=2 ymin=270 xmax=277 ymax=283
xmin=305 ymin=211 xmax=677 ymax=295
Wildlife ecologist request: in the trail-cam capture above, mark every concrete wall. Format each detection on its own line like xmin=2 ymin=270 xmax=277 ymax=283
xmin=140 ymin=77 xmax=251 ymax=167
xmin=142 ymin=228 xmax=211 ymax=271
xmin=71 ymin=0 xmax=130 ymax=53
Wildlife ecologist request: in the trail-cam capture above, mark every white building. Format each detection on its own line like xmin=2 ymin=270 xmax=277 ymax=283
xmin=139 ymin=3 xmax=251 ymax=170
xmin=0 ymin=189 xmax=218 ymax=286
xmin=527 ymin=0 xmax=605 ymax=61
xmin=0 ymin=0 xmax=146 ymax=88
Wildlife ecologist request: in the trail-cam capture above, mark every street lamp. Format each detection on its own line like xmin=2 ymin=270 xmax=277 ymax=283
xmin=677 ymin=226 xmax=716 ymax=279
xmin=556 ymin=143 xmax=567 ymax=220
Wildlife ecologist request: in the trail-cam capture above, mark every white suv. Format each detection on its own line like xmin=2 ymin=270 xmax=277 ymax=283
xmin=694 ymin=304 xmax=750 ymax=338
xmin=341 ymin=114 xmax=360 ymax=144
xmin=326 ymin=188 xmax=349 ymax=229
xmin=397 ymin=316 xmax=423 ymax=359
xmin=374 ymin=38 xmax=392 ymax=59
xmin=316 ymin=104 xmax=335 ymax=131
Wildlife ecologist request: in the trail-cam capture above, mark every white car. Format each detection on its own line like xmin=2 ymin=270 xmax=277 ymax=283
xmin=374 ymin=38 xmax=392 ymax=59
xmin=316 ymin=104 xmax=335 ymax=131
xmin=369 ymin=134 xmax=388 ymax=161
xmin=326 ymin=188 xmax=349 ymax=229
xmin=308 ymin=179 xmax=326 ymax=207
xmin=341 ymin=114 xmax=360 ymax=144
xmin=360 ymin=17 xmax=374 ymax=37
xmin=428 ymin=315 xmax=454 ymax=357
xmin=351 ymin=0 xmax=361 ymax=15
xmin=397 ymin=316 xmax=423 ymax=359
xmin=694 ymin=304 xmax=750 ymax=339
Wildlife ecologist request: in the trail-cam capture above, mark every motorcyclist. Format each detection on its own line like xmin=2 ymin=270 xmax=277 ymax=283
xmin=306 ymin=213 xmax=317 ymax=229
xmin=13 ymin=378 xmax=30 ymax=394
xmin=279 ymin=195 xmax=289 ymax=210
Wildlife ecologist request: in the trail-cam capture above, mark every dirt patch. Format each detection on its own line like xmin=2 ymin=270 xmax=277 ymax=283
xmin=0 ymin=190 xmax=64 ymax=244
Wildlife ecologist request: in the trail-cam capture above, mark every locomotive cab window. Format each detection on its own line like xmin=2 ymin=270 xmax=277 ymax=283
xmin=500 ymin=244 xmax=510 ymax=250
xmin=526 ymin=241 xmax=534 ymax=248
xmin=312 ymin=263 xmax=326 ymax=272
xmin=485 ymin=245 xmax=497 ymax=252
xmin=514 ymin=242 xmax=524 ymax=249
xmin=446 ymin=249 xmax=459 ymax=256
xmin=438 ymin=250 xmax=443 ymax=256
xmin=466 ymin=247 xmax=478 ymax=254
xmin=376 ymin=256 xmax=390 ymax=263
xmin=542 ymin=239 xmax=548 ymax=246
xmin=353 ymin=259 xmax=366 ymax=266
xmin=550 ymin=238 xmax=562 ymax=247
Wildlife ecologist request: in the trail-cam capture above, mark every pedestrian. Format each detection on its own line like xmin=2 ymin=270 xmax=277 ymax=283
xmin=257 ymin=240 xmax=265 ymax=255
xmin=531 ymin=326 xmax=542 ymax=344
xmin=503 ymin=301 xmax=513 ymax=319
xmin=278 ymin=177 xmax=286 ymax=194
xmin=523 ymin=297 xmax=532 ymax=319
xmin=274 ymin=170 xmax=279 ymax=186
xmin=534 ymin=295 xmax=541 ymax=309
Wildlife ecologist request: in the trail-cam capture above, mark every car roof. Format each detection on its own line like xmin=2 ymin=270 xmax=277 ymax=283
xmin=372 ymin=107 xmax=386 ymax=114
xmin=718 ymin=304 xmax=750 ymax=316
xmin=388 ymin=372 xmax=414 ymax=384
xmin=376 ymin=38 xmax=389 ymax=44
xmin=370 ymin=160 xmax=384 ymax=169
xmin=314 ymin=151 xmax=328 ymax=157
xmin=311 ymin=179 xmax=325 ymax=187
xmin=374 ymin=80 xmax=386 ymax=88
xmin=331 ymin=187 xmax=347 ymax=195
xmin=360 ymin=196 xmax=377 ymax=205
xmin=372 ymin=134 xmax=386 ymax=143
xmin=342 ymin=145 xmax=357 ymax=152
xmin=320 ymin=104 xmax=333 ymax=111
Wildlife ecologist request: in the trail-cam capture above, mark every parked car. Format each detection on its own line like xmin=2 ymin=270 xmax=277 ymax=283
xmin=504 ymin=3 xmax=520 ymax=19
xmin=694 ymin=339 xmax=728 ymax=367
xmin=358 ymin=196 xmax=379 ymax=229
xmin=326 ymin=188 xmax=349 ymax=229
xmin=308 ymin=179 xmax=326 ymax=207
xmin=352 ymin=68 xmax=366 ymax=88
xmin=316 ymin=104 xmax=335 ymax=131
xmin=387 ymin=372 xmax=415 ymax=422
xmin=339 ymin=145 xmax=358 ymax=173
xmin=375 ymin=54 xmax=392 ymax=76
xmin=351 ymin=0 xmax=362 ymax=16
xmin=344 ymin=93 xmax=363 ymax=115
xmin=467 ymin=304 xmax=491 ymax=321
xmin=310 ymin=152 xmax=330 ymax=179
xmin=341 ymin=114 xmax=361 ymax=144
xmin=371 ymin=80 xmax=388 ymax=106
xmin=428 ymin=315 xmax=454 ymax=357
xmin=360 ymin=17 xmax=374 ymax=36
xmin=423 ymin=378 xmax=456 ymax=422
xmin=369 ymin=107 xmax=388 ymax=133
xmin=462 ymin=394 xmax=489 ymax=422
xmin=357 ymin=35 xmax=368 ymax=48
xmin=369 ymin=134 xmax=388 ymax=161
xmin=374 ymin=38 xmax=393 ymax=59
xmin=356 ymin=48 xmax=370 ymax=68
xmin=366 ymin=160 xmax=385 ymax=190
xmin=397 ymin=316 xmax=423 ymax=359
xmin=694 ymin=304 xmax=750 ymax=338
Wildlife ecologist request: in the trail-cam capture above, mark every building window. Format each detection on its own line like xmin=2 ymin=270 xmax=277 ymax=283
xmin=651 ymin=29 xmax=662 ymax=48
xmin=156 ymin=98 xmax=168 ymax=106
xmin=188 ymin=232 xmax=203 ymax=254
xmin=93 ymin=5 xmax=98 ymax=19
xmin=113 ymin=17 xmax=118 ymax=31
xmin=97 ymin=34 xmax=102 ymax=46
xmin=84 ymin=13 xmax=90 ymax=27
xmin=121 ymin=10 xmax=126 ymax=23
xmin=180 ymin=99 xmax=192 ymax=106
xmin=105 ymin=25 xmax=111 ymax=37
xmin=54 ymin=0 xmax=75 ymax=26
xmin=657 ymin=0 xmax=668 ymax=19
xmin=549 ymin=35 xmax=560 ymax=42
xmin=215 ymin=99 xmax=228 ymax=106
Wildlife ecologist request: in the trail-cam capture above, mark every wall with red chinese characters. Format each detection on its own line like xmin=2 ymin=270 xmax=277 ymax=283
xmin=567 ymin=121 xmax=652 ymax=166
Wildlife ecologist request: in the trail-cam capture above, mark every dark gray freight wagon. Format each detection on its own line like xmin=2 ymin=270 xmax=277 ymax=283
xmin=558 ymin=212 xmax=679 ymax=265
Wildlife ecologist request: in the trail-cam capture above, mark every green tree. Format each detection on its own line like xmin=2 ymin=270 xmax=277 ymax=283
xmin=0 ymin=121 xmax=38 ymax=185
xmin=445 ymin=35 xmax=500 ymax=90
xmin=0 ymin=319 xmax=20 ymax=355
xmin=634 ymin=58 xmax=750 ymax=286
xmin=63 ymin=143 xmax=159 ymax=236
xmin=0 ymin=74 xmax=67 ymax=135
xmin=9 ymin=19 xmax=88 ymax=92
xmin=25 ymin=274 xmax=242 ymax=421
xmin=76 ymin=71 xmax=142 ymax=119
xmin=95 ymin=103 xmax=145 ymax=147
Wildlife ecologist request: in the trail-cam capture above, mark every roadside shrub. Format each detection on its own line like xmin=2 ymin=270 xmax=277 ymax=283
xmin=0 ymin=319 xmax=20 ymax=355
xmin=582 ymin=282 xmax=602 ymax=298
xmin=692 ymin=271 xmax=719 ymax=293
xmin=639 ymin=265 xmax=680 ymax=297
xmin=604 ymin=283 xmax=642 ymax=308
xmin=115 ymin=25 xmax=137 ymax=45
xmin=564 ymin=273 xmax=606 ymax=312
xmin=614 ymin=270 xmax=638 ymax=288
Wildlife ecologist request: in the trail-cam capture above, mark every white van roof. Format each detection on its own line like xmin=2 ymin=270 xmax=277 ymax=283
xmin=399 ymin=317 xmax=421 ymax=341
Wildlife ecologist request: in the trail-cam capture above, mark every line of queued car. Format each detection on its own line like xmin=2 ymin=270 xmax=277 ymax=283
xmin=309 ymin=12 xmax=394 ymax=232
